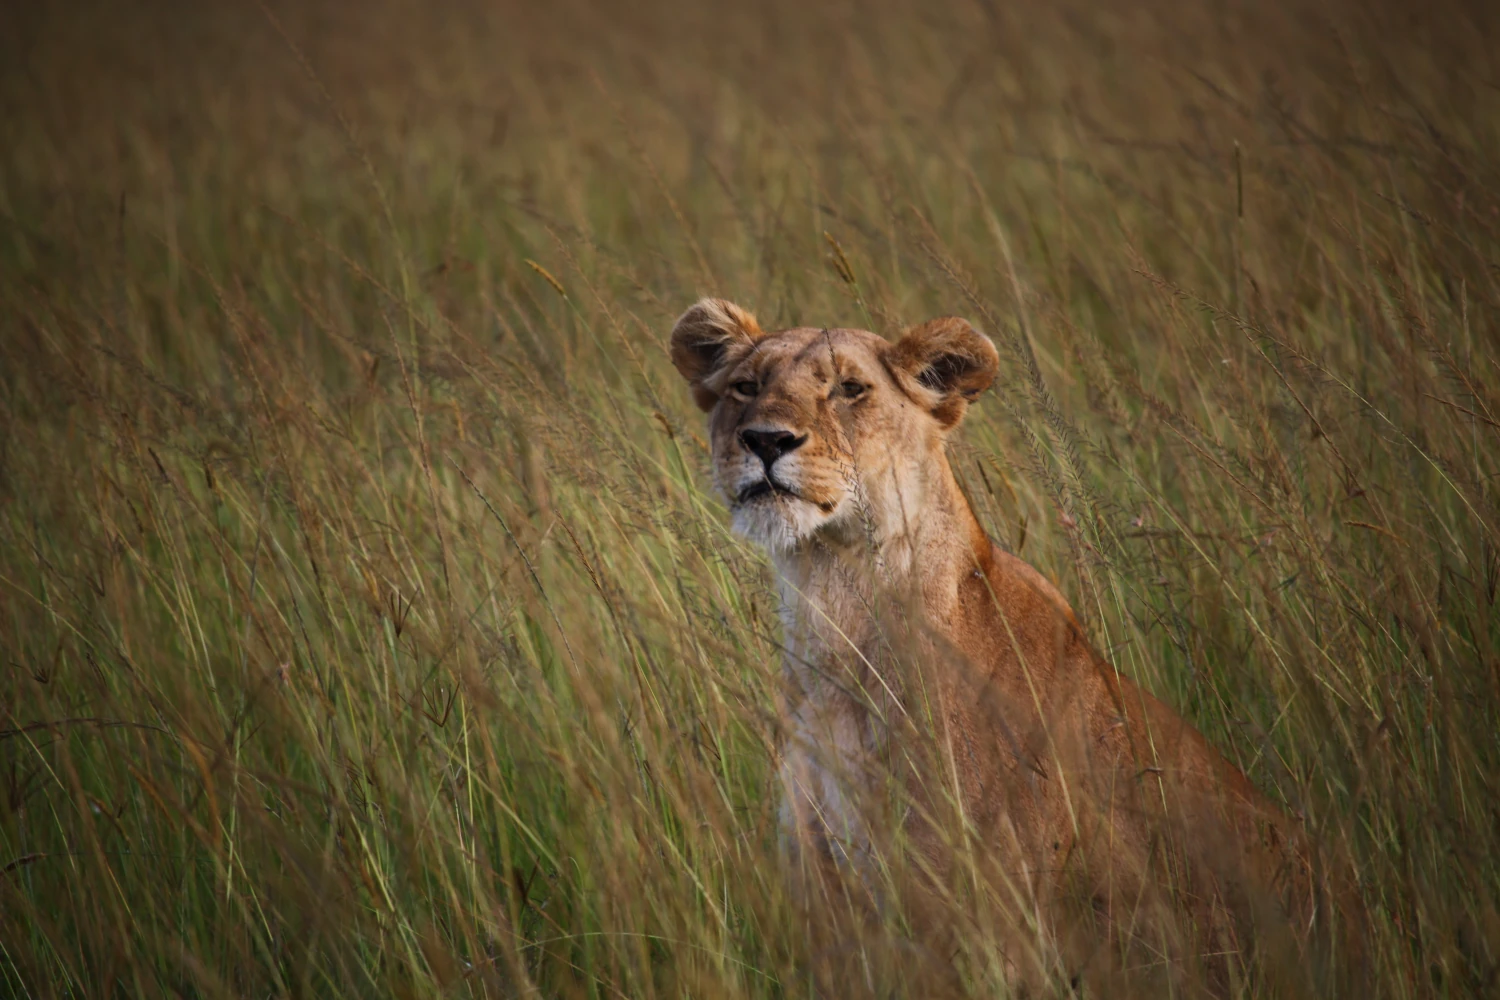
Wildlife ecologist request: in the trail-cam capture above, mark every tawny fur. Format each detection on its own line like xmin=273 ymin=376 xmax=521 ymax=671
xmin=670 ymin=298 xmax=1348 ymax=987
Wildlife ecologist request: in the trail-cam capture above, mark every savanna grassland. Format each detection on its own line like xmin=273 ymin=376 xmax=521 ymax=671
xmin=3 ymin=0 xmax=1500 ymax=996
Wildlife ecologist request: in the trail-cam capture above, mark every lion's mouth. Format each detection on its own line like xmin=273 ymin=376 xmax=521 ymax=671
xmin=736 ymin=478 xmax=800 ymax=504
xmin=736 ymin=478 xmax=837 ymax=513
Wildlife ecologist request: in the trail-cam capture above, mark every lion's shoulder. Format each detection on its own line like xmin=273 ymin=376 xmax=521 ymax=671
xmin=946 ymin=543 xmax=1095 ymax=693
xmin=960 ymin=545 xmax=1083 ymax=643
xmin=987 ymin=547 xmax=1076 ymax=622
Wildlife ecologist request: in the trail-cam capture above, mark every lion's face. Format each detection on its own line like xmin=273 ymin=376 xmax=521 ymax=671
xmin=670 ymin=299 xmax=999 ymax=554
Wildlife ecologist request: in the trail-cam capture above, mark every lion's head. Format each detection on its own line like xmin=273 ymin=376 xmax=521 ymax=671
xmin=669 ymin=298 xmax=999 ymax=555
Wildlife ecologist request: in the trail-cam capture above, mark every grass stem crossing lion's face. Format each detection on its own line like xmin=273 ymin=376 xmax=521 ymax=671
xmin=670 ymin=299 xmax=999 ymax=554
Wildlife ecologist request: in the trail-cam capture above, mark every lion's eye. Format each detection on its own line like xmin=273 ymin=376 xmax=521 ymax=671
xmin=840 ymin=380 xmax=867 ymax=399
xmin=732 ymin=381 xmax=759 ymax=397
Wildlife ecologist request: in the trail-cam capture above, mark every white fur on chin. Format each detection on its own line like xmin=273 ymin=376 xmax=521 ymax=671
xmin=730 ymin=495 xmax=837 ymax=554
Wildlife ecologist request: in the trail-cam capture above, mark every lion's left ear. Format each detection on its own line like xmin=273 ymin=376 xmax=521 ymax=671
xmin=886 ymin=317 xmax=999 ymax=428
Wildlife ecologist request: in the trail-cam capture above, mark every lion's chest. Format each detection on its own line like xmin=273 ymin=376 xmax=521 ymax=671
xmin=776 ymin=681 xmax=881 ymax=868
xmin=770 ymin=570 xmax=905 ymax=867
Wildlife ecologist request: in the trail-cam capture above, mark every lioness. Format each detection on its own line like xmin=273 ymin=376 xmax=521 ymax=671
xmin=669 ymin=298 xmax=1349 ymax=990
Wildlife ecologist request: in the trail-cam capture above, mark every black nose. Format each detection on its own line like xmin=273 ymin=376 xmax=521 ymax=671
xmin=739 ymin=428 xmax=806 ymax=468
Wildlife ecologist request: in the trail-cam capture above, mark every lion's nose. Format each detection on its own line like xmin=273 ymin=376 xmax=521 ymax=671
xmin=739 ymin=428 xmax=807 ymax=469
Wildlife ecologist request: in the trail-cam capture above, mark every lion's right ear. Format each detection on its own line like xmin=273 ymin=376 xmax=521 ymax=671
xmin=669 ymin=298 xmax=764 ymax=411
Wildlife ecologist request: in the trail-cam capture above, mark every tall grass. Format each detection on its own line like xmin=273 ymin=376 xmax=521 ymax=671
xmin=2 ymin=0 xmax=1499 ymax=994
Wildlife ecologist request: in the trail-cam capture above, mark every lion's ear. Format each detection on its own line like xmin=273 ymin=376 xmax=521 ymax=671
xmin=670 ymin=298 xmax=764 ymax=411
xmin=887 ymin=317 xmax=999 ymax=428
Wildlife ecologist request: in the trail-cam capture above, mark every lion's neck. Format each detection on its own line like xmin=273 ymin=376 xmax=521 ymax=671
xmin=771 ymin=452 xmax=989 ymax=674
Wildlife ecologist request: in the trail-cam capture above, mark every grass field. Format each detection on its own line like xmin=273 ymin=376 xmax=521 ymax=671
xmin=3 ymin=0 xmax=1500 ymax=995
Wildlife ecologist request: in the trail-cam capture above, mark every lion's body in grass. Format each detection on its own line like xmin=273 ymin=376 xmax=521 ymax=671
xmin=670 ymin=298 xmax=1350 ymax=990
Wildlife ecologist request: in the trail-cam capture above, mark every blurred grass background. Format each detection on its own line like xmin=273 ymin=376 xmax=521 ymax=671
xmin=3 ymin=0 xmax=1500 ymax=995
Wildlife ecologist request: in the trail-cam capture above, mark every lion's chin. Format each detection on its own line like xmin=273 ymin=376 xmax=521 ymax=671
xmin=730 ymin=495 xmax=838 ymax=555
